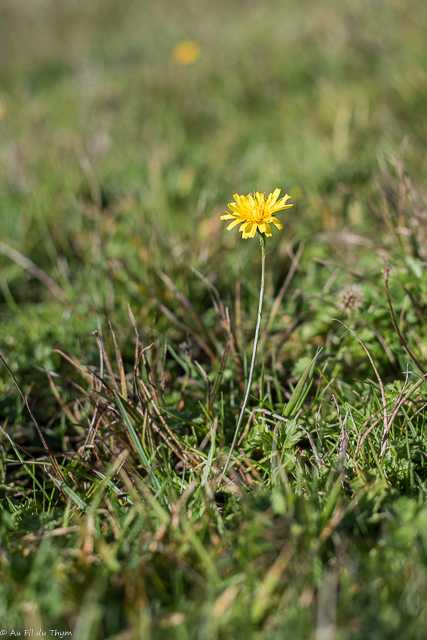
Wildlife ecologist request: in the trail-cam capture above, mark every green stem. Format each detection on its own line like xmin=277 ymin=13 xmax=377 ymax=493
xmin=221 ymin=233 xmax=266 ymax=478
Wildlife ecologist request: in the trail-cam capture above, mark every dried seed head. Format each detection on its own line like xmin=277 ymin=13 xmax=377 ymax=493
xmin=179 ymin=341 xmax=192 ymax=359
xmin=338 ymin=284 xmax=364 ymax=314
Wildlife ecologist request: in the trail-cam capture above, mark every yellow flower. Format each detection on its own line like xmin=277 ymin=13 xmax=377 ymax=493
xmin=171 ymin=40 xmax=201 ymax=65
xmin=220 ymin=189 xmax=292 ymax=239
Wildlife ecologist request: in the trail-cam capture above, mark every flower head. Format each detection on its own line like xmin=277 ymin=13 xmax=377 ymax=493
xmin=220 ymin=189 xmax=292 ymax=239
xmin=172 ymin=40 xmax=201 ymax=65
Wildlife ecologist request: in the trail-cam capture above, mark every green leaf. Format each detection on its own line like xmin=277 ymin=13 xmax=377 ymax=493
xmin=282 ymin=349 xmax=322 ymax=419
xmin=51 ymin=477 xmax=89 ymax=513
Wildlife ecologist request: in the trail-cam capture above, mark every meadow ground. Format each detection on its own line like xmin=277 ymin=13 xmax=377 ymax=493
xmin=2 ymin=0 xmax=427 ymax=637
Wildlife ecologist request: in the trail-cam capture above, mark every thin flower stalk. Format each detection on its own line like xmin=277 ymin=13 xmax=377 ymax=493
xmin=221 ymin=232 xmax=266 ymax=476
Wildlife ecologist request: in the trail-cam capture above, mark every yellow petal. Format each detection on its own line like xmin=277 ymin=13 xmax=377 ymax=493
xmin=255 ymin=192 xmax=265 ymax=207
xmin=226 ymin=219 xmax=242 ymax=231
xmin=241 ymin=222 xmax=253 ymax=238
xmin=272 ymin=194 xmax=292 ymax=212
xmin=266 ymin=188 xmax=281 ymax=208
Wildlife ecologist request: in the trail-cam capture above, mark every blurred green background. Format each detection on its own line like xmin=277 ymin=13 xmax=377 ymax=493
xmin=1 ymin=0 xmax=426 ymax=298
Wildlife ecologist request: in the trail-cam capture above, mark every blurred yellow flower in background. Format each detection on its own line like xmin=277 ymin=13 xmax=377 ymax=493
xmin=171 ymin=40 xmax=201 ymax=65
xmin=221 ymin=189 xmax=293 ymax=239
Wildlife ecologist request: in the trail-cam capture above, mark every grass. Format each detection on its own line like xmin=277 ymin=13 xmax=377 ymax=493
xmin=2 ymin=0 xmax=427 ymax=637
